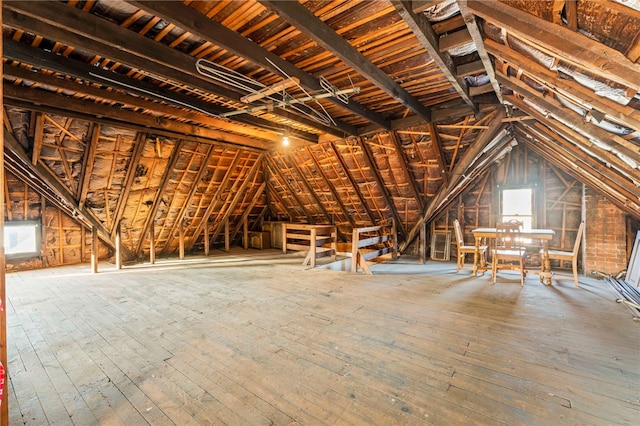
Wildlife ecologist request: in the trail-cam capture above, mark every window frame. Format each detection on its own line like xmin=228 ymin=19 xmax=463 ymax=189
xmin=499 ymin=186 xmax=535 ymax=230
xmin=4 ymin=220 xmax=42 ymax=260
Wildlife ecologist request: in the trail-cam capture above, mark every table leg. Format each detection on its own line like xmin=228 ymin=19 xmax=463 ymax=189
xmin=541 ymin=241 xmax=552 ymax=285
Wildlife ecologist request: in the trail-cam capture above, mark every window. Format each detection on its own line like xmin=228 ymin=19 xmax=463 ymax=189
xmin=501 ymin=188 xmax=533 ymax=229
xmin=4 ymin=221 xmax=41 ymax=259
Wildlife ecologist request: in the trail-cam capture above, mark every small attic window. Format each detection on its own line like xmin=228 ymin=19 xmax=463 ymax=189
xmin=501 ymin=188 xmax=533 ymax=230
xmin=4 ymin=220 xmax=41 ymax=259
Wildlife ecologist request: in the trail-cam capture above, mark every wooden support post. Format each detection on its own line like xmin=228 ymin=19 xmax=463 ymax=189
xmin=392 ymin=218 xmax=398 ymax=261
xmin=309 ymin=228 xmax=317 ymax=268
xmin=419 ymin=220 xmax=426 ymax=264
xmin=282 ymin=223 xmax=288 ymax=254
xmin=179 ymin=221 xmax=185 ymax=260
xmin=91 ymin=226 xmax=98 ymax=274
xmin=40 ymin=196 xmax=47 ymax=268
xmin=149 ymin=221 xmax=155 ymax=264
xmin=351 ymin=227 xmax=360 ymax=273
xmin=115 ymin=221 xmax=122 ymax=269
xmin=243 ymin=216 xmax=248 ymax=250
xmin=224 ymin=218 xmax=230 ymax=252
xmin=203 ymin=222 xmax=209 ymax=256
xmin=80 ymin=225 xmax=86 ymax=263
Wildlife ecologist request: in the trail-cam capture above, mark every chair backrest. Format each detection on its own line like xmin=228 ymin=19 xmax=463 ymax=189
xmin=453 ymin=219 xmax=465 ymax=246
xmin=496 ymin=220 xmax=523 ymax=249
xmin=573 ymin=221 xmax=585 ymax=254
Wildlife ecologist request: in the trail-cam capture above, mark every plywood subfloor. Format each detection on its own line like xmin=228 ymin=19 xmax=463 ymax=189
xmin=5 ymin=249 xmax=640 ymax=425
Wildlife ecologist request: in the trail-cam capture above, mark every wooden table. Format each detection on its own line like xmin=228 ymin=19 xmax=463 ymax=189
xmin=472 ymin=228 xmax=556 ymax=284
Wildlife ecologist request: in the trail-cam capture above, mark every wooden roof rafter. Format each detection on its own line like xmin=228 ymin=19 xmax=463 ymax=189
xmin=355 ymin=137 xmax=406 ymax=236
xmin=483 ymin=38 xmax=640 ymax=133
xmin=4 ymin=127 xmax=135 ymax=259
xmin=328 ymin=141 xmax=377 ymax=225
xmin=457 ymin=0 xmax=504 ymax=104
xmin=208 ymin=154 xmax=264 ymax=247
xmin=286 ymin=152 xmax=349 ymax=241
xmin=260 ymin=0 xmax=433 ymax=125
xmin=159 ymin=145 xmax=215 ymax=255
xmin=466 ymin=0 xmax=640 ymax=93
xmin=127 ymin=0 xmax=368 ymax=137
xmin=134 ymin=139 xmax=184 ymax=256
xmin=303 ymin=146 xmax=358 ymax=230
xmin=391 ymin=0 xmax=476 ymax=112
xmin=185 ymin=150 xmax=245 ymax=251
xmin=518 ymin=127 xmax=640 ymax=219
xmin=499 ymin=77 xmax=640 ymax=181
xmin=401 ymin=107 xmax=507 ymax=251
xmin=3 ymin=1 xmax=320 ymax=145
xmin=109 ymin=131 xmax=147 ymax=240
xmin=266 ymin=155 xmax=317 ymax=224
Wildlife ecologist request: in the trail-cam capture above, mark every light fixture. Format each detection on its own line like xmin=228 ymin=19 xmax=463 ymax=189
xmin=282 ymin=129 xmax=290 ymax=146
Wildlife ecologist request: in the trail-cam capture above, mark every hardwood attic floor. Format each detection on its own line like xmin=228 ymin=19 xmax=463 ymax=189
xmin=5 ymin=249 xmax=640 ymax=425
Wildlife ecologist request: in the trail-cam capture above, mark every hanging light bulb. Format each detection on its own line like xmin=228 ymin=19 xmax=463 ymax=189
xmin=282 ymin=130 xmax=290 ymax=146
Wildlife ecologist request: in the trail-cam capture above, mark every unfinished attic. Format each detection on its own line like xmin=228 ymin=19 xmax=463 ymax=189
xmin=0 ymin=0 xmax=638 ymax=424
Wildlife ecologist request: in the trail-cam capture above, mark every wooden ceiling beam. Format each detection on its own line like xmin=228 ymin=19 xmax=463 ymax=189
xmin=129 ymin=1 xmax=368 ymax=135
xmin=497 ymin=75 xmax=640 ymax=179
xmin=467 ymin=0 xmax=640 ymax=92
xmin=457 ymin=0 xmax=504 ymax=103
xmin=261 ymin=0 xmax=433 ymax=124
xmin=484 ymin=38 xmax=640 ymax=133
xmin=4 ymin=64 xmax=305 ymax=144
xmin=3 ymin=83 xmax=272 ymax=151
xmin=392 ymin=1 xmax=476 ymax=111
xmin=3 ymin=2 xmax=332 ymax=139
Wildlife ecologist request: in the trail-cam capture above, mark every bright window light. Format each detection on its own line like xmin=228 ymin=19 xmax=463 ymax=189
xmin=501 ymin=188 xmax=533 ymax=229
xmin=5 ymin=221 xmax=41 ymax=258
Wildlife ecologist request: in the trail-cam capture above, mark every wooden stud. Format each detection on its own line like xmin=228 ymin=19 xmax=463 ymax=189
xmin=243 ymin=216 xmax=248 ymax=250
xmin=203 ymin=221 xmax=209 ymax=256
xmin=149 ymin=221 xmax=155 ymax=265
xmin=179 ymin=221 xmax=185 ymax=260
xmin=115 ymin=221 xmax=122 ymax=269
xmin=91 ymin=226 xmax=98 ymax=274
xmin=224 ymin=219 xmax=230 ymax=252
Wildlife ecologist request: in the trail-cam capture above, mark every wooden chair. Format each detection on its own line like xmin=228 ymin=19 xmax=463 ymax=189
xmin=543 ymin=221 xmax=585 ymax=287
xmin=492 ymin=220 xmax=526 ymax=286
xmin=453 ymin=219 xmax=487 ymax=272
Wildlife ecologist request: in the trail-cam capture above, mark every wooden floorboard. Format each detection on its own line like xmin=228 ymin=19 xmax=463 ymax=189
xmin=5 ymin=249 xmax=640 ymax=425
